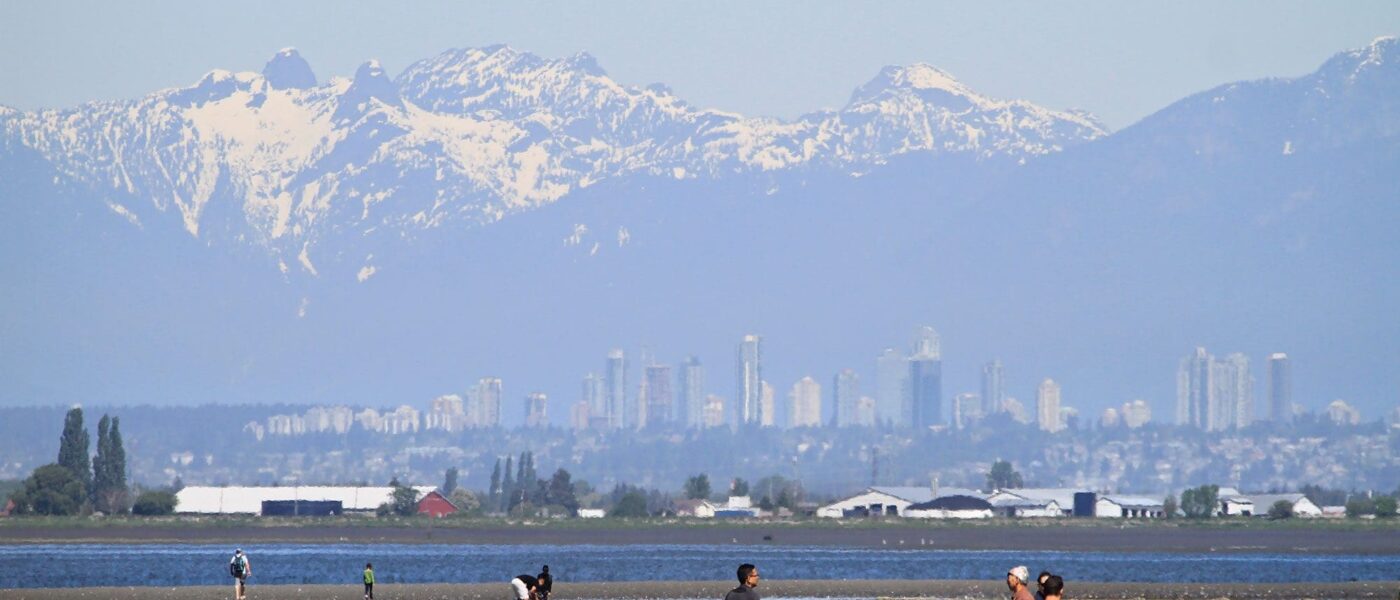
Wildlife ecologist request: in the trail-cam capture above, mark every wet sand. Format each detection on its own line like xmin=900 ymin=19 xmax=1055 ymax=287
xmin=1 ymin=580 xmax=1397 ymax=600
xmin=2 ymin=523 xmax=1398 ymax=554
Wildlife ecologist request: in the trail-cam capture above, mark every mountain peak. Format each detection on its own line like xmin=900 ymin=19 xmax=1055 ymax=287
xmin=262 ymin=47 xmax=317 ymax=90
xmin=563 ymin=51 xmax=606 ymax=77
xmin=334 ymin=59 xmax=399 ymax=121
xmin=1317 ymin=35 xmax=1400 ymax=83
xmin=849 ymin=63 xmax=974 ymax=105
xmin=889 ymin=63 xmax=971 ymax=92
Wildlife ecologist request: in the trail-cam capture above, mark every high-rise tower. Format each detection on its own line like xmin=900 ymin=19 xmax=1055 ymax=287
xmin=980 ymin=359 xmax=1005 ymax=417
xmin=1177 ymin=347 xmax=1211 ymax=428
xmin=833 ymin=368 xmax=861 ymax=427
xmin=735 ymin=334 xmax=763 ymax=426
xmin=787 ymin=376 xmax=822 ymax=428
xmin=678 ymin=356 xmax=705 ymax=429
xmin=605 ymin=349 xmax=627 ymax=430
xmin=1269 ymin=353 xmax=1292 ymax=425
xmin=1036 ymin=378 xmax=1062 ymax=432
xmin=644 ymin=363 xmax=674 ymax=428
xmin=906 ymin=326 xmax=942 ymax=429
xmin=875 ymin=348 xmax=907 ymax=427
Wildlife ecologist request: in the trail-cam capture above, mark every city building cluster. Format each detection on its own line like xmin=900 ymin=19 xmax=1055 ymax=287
xmin=246 ymin=331 xmax=1355 ymax=439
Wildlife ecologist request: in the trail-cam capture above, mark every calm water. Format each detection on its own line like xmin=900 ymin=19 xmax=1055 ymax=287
xmin=0 ymin=543 xmax=1395 ymax=589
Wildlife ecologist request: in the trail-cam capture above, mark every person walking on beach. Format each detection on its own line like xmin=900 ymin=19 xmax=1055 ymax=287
xmin=724 ymin=563 xmax=761 ymax=600
xmin=229 ymin=548 xmax=251 ymax=600
xmin=510 ymin=573 xmax=539 ymax=600
xmin=536 ymin=565 xmax=553 ymax=600
xmin=1006 ymin=565 xmax=1033 ymax=600
xmin=1040 ymin=575 xmax=1064 ymax=600
xmin=363 ymin=563 xmax=375 ymax=600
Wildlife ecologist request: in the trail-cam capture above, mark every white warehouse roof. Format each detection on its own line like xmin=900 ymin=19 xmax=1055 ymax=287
xmin=175 ymin=486 xmax=437 ymax=514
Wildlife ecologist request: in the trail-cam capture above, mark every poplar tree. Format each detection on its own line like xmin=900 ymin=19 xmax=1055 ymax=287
xmin=501 ymin=456 xmax=514 ymax=512
xmin=93 ymin=415 xmax=130 ymax=514
xmin=57 ymin=407 xmax=91 ymax=496
xmin=488 ymin=459 xmax=502 ymax=509
xmin=93 ymin=415 xmax=112 ymax=510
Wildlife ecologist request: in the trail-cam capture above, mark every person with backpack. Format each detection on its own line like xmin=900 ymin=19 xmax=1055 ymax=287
xmin=229 ymin=549 xmax=251 ymax=600
xmin=363 ymin=562 xmax=375 ymax=600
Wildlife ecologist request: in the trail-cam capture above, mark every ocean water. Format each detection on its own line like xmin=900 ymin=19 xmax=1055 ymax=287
xmin=0 ymin=543 xmax=1395 ymax=589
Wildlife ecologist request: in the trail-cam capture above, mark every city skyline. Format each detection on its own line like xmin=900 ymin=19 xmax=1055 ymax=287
xmin=270 ymin=330 xmax=1354 ymax=433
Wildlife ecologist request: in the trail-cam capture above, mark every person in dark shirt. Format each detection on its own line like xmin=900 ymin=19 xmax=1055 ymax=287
xmin=1041 ymin=575 xmax=1064 ymax=600
xmin=536 ymin=565 xmax=553 ymax=600
xmin=724 ymin=563 xmax=760 ymax=600
xmin=1035 ymin=570 xmax=1052 ymax=600
xmin=510 ymin=574 xmax=539 ymax=600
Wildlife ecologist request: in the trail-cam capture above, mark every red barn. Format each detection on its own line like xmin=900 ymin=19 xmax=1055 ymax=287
xmin=417 ymin=490 xmax=458 ymax=518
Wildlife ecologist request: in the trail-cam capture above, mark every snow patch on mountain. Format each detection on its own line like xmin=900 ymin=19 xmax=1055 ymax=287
xmin=4 ymin=45 xmax=1111 ymax=256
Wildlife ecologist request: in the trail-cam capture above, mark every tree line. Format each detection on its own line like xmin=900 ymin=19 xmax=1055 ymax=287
xmin=6 ymin=407 xmax=176 ymax=516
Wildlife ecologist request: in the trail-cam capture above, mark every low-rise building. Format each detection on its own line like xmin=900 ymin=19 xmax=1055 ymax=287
xmin=1219 ymin=488 xmax=1255 ymax=516
xmin=673 ymin=499 xmax=717 ymax=518
xmin=175 ymin=485 xmax=436 ymax=515
xmin=816 ymin=485 xmax=982 ymax=518
xmin=985 ymin=488 xmax=1080 ymax=517
xmin=905 ymin=495 xmax=994 ymax=519
xmin=416 ymin=490 xmax=458 ymax=518
xmin=1246 ymin=493 xmax=1322 ymax=518
xmin=1094 ymin=495 xmax=1165 ymax=518
xmin=990 ymin=496 xmax=1063 ymax=518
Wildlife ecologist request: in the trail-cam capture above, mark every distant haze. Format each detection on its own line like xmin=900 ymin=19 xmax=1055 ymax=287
xmin=0 ymin=6 xmax=1397 ymax=426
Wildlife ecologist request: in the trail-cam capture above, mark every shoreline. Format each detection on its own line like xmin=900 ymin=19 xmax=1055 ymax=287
xmin=3 ymin=523 xmax=1399 ymax=554
xmin=2 ymin=580 xmax=1399 ymax=600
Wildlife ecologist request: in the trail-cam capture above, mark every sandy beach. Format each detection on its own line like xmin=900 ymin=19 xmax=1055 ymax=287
xmin=2 ymin=580 xmax=1398 ymax=600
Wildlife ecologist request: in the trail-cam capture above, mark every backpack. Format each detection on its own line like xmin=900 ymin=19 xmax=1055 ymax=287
xmin=230 ymin=556 xmax=246 ymax=578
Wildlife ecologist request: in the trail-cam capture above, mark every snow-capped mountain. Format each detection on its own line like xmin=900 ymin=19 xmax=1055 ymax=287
xmin=0 ymin=45 xmax=1105 ymax=253
xmin=1094 ymin=35 xmax=1400 ymax=163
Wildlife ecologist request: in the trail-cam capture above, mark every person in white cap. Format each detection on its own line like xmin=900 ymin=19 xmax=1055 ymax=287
xmin=1005 ymin=565 xmax=1033 ymax=600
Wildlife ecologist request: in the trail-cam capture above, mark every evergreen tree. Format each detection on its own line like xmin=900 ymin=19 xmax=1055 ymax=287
xmin=443 ymin=467 xmax=459 ymax=495
xmin=501 ymin=456 xmax=514 ymax=512
xmin=90 ymin=415 xmax=127 ymax=514
xmin=684 ymin=474 xmax=712 ymax=500
xmin=92 ymin=415 xmax=111 ymax=509
xmin=57 ymin=407 xmax=91 ymax=495
xmin=985 ymin=460 xmax=1024 ymax=490
xmin=547 ymin=468 xmax=578 ymax=513
xmin=488 ymin=459 xmax=502 ymax=509
xmin=109 ymin=417 xmax=126 ymax=510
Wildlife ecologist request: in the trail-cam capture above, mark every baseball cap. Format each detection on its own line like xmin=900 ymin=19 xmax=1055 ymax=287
xmin=1008 ymin=566 xmax=1029 ymax=583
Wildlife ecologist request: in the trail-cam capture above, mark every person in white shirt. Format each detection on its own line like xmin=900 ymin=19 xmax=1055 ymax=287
xmin=509 ymin=574 xmax=539 ymax=600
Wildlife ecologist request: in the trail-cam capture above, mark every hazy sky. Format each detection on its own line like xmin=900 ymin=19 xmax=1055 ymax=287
xmin=2 ymin=1 xmax=1398 ymax=129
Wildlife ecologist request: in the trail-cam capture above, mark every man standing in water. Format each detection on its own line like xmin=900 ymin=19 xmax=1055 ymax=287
xmin=229 ymin=549 xmax=251 ymax=600
xmin=724 ymin=564 xmax=760 ymax=600
xmin=1006 ymin=565 xmax=1033 ymax=600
